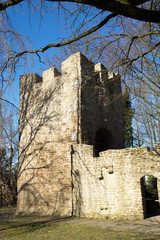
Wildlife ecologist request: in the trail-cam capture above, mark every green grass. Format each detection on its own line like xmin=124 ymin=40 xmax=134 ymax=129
xmin=0 ymin=219 xmax=156 ymax=240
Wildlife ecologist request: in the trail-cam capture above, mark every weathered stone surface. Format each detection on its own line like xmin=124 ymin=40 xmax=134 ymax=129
xmin=17 ymin=52 xmax=160 ymax=220
xmin=72 ymin=144 xmax=160 ymax=220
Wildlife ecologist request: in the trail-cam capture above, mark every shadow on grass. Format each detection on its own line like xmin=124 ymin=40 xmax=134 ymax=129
xmin=0 ymin=207 xmax=158 ymax=240
xmin=0 ymin=214 xmax=73 ymax=232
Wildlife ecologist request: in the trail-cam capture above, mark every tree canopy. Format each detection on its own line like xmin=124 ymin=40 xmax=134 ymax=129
xmin=0 ymin=0 xmax=159 ymax=148
xmin=0 ymin=0 xmax=160 ymax=61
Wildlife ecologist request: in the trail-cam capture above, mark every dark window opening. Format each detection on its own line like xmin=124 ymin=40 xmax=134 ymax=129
xmin=141 ymin=175 xmax=160 ymax=218
xmin=94 ymin=128 xmax=112 ymax=157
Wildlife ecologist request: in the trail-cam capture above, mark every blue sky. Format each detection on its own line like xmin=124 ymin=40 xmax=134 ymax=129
xmin=5 ymin=2 xmax=105 ymax=108
xmin=9 ymin=2 xmax=67 ymax=48
xmin=5 ymin=1 xmax=70 ymax=108
xmin=4 ymin=2 xmax=130 ymax=108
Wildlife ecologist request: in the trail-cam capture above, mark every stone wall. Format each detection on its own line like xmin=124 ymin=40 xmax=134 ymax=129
xmin=17 ymin=52 xmax=159 ymax=220
xmin=72 ymin=144 xmax=160 ymax=220
xmin=17 ymin=52 xmax=124 ymax=216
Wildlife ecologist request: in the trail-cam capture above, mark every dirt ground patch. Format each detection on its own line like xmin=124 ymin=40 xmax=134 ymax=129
xmin=1 ymin=207 xmax=160 ymax=238
xmin=66 ymin=216 xmax=160 ymax=238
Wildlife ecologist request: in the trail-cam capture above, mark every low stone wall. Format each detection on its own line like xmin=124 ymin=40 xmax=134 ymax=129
xmin=72 ymin=144 xmax=160 ymax=220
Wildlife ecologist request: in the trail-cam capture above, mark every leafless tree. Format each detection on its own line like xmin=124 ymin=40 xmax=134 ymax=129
xmin=0 ymin=102 xmax=18 ymax=206
xmin=0 ymin=0 xmax=159 ymax=78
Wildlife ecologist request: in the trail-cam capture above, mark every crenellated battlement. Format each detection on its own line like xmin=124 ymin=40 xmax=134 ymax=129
xmin=20 ymin=53 xmax=119 ymax=91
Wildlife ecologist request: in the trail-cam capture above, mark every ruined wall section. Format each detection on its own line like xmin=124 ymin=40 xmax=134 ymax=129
xmin=72 ymin=144 xmax=160 ymax=220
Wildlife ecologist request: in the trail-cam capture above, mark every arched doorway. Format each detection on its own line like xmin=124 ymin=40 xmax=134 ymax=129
xmin=141 ymin=175 xmax=160 ymax=218
xmin=94 ymin=128 xmax=113 ymax=157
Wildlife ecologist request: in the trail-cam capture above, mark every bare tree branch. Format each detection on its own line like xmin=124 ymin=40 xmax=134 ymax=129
xmin=46 ymin=0 xmax=160 ymax=23
xmin=0 ymin=98 xmax=19 ymax=110
xmin=2 ymin=12 xmax=116 ymax=71
xmin=0 ymin=0 xmax=24 ymax=11
xmin=1 ymin=1 xmax=159 ymax=23
xmin=124 ymin=41 xmax=160 ymax=66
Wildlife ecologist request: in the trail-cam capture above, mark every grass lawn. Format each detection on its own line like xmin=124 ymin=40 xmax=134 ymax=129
xmin=0 ymin=218 xmax=156 ymax=240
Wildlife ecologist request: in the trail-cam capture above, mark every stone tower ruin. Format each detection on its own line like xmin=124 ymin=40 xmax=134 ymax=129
xmin=17 ymin=52 xmax=160 ymax=220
